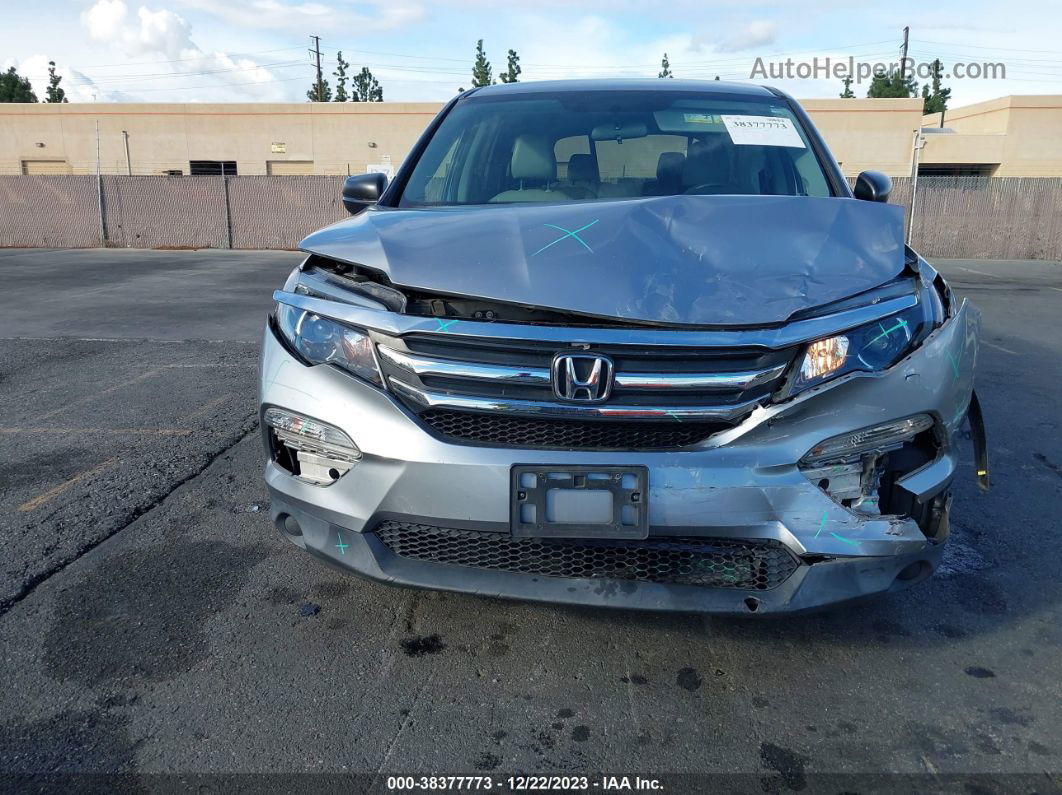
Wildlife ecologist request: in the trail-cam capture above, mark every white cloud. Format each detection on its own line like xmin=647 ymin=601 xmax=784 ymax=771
xmin=715 ymin=20 xmax=779 ymax=53
xmin=16 ymin=55 xmax=105 ymax=102
xmin=79 ymin=0 xmax=291 ymax=100
xmin=510 ymin=14 xmax=698 ymax=82
xmin=169 ymin=0 xmax=424 ymax=32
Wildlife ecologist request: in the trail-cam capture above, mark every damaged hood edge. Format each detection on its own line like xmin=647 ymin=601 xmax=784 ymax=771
xmin=300 ymin=194 xmax=908 ymax=328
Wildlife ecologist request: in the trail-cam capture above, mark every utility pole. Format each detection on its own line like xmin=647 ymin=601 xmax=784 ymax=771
xmin=95 ymin=120 xmax=106 ymax=246
xmin=907 ymin=129 xmax=926 ymax=246
xmin=122 ymin=130 xmax=131 ymax=176
xmin=900 ymin=26 xmax=910 ymax=80
xmin=310 ymin=35 xmax=323 ymax=102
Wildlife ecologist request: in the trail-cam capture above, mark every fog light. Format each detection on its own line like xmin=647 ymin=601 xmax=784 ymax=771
xmin=802 ymin=414 xmax=934 ymax=464
xmin=263 ymin=407 xmax=360 ymax=485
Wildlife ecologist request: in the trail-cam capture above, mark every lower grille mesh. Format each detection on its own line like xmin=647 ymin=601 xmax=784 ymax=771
xmin=418 ymin=409 xmax=726 ymax=449
xmin=373 ymin=520 xmax=799 ymax=591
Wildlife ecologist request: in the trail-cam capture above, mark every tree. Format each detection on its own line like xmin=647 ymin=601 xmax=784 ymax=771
xmin=839 ymin=75 xmax=855 ymax=98
xmin=658 ymin=53 xmax=673 ymax=79
xmin=333 ymin=51 xmax=350 ymax=102
xmin=470 ymin=39 xmax=493 ymax=88
xmin=0 ymin=66 xmax=37 ymax=102
xmin=867 ymin=68 xmax=917 ymax=98
xmin=499 ymin=49 xmax=521 ymax=83
xmin=352 ymin=67 xmax=383 ymax=102
xmin=45 ymin=61 xmax=67 ymax=103
xmin=306 ymin=78 xmax=332 ymax=102
xmin=921 ymin=59 xmax=951 ymax=115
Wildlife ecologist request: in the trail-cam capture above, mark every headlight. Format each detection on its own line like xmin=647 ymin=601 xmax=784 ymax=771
xmin=274 ymin=304 xmax=382 ymax=386
xmin=789 ymin=304 xmax=926 ymax=396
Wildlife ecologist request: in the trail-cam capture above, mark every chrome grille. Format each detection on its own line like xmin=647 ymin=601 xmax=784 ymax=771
xmin=376 ymin=333 xmax=797 ymax=448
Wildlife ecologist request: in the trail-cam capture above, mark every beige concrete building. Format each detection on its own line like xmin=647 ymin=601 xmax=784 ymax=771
xmin=801 ymin=97 xmax=926 ymax=177
xmin=920 ymin=95 xmax=1062 ymax=176
xmin=0 ymin=102 xmax=441 ymax=177
xmin=1 ymin=94 xmax=1059 ymax=179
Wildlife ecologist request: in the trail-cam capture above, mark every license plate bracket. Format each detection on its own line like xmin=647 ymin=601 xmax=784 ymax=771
xmin=510 ymin=465 xmax=649 ymax=539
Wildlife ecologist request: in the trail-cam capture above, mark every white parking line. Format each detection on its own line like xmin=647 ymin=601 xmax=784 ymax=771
xmin=982 ymin=341 xmax=1020 ymax=356
xmin=958 ymin=266 xmax=1000 ymax=279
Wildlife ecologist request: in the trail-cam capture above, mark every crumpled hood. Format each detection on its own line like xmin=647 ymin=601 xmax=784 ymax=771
xmin=301 ymin=194 xmax=907 ymax=327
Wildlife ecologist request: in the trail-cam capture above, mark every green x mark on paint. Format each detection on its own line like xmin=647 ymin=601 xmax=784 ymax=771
xmin=952 ymin=401 xmax=966 ymax=424
xmin=947 ymin=350 xmax=961 ymax=380
xmin=435 ymin=318 xmax=459 ymax=332
xmin=830 ymin=532 xmax=861 ymax=547
xmin=665 ymin=410 xmax=683 ymax=423
xmin=531 ymin=219 xmax=599 ymax=257
xmin=814 ymin=510 xmax=829 ymax=538
xmin=865 ymin=318 xmax=909 ymax=347
xmin=335 ymin=531 xmax=348 ymax=555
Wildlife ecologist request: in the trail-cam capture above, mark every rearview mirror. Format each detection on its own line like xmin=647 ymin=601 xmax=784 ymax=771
xmin=591 ymin=122 xmax=648 ymax=142
xmin=853 ymin=170 xmax=892 ymax=203
xmin=342 ymin=173 xmax=388 ymax=215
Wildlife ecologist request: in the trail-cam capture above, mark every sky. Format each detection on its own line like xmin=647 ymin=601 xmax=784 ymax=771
xmin=3 ymin=0 xmax=1061 ymax=108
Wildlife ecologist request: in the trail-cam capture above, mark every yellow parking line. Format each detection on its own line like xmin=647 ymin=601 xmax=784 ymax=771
xmin=17 ymin=457 xmax=120 ymax=512
xmin=30 ymin=369 xmax=163 ymax=422
xmin=183 ymin=393 xmax=233 ymax=420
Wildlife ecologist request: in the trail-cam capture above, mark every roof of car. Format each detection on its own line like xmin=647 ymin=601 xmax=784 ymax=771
xmin=468 ymin=78 xmax=777 ymax=98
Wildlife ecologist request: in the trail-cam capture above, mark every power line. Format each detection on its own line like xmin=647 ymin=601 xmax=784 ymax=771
xmin=66 ymin=60 xmax=308 ymax=86
xmin=317 ymin=38 xmax=899 ymax=70
xmin=915 ymin=38 xmax=1062 ymax=55
xmin=906 ymin=44 xmax=1062 ymax=66
xmin=59 ymin=38 xmax=906 ymax=88
xmin=86 ymin=74 xmax=309 ymax=94
xmin=71 ymin=46 xmax=306 ymax=70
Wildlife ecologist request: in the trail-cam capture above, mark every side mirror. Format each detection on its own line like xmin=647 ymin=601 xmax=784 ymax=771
xmin=853 ymin=170 xmax=892 ymax=203
xmin=342 ymin=172 xmax=388 ymax=215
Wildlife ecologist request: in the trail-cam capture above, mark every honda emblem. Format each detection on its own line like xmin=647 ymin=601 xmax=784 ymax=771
xmin=551 ymin=353 xmax=614 ymax=402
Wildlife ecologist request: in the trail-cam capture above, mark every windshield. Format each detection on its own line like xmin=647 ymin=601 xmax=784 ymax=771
xmin=399 ymin=89 xmax=832 ymax=207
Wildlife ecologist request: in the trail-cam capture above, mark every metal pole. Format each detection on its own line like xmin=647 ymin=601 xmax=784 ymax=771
xmin=310 ymin=35 xmax=323 ymax=101
xmin=900 ymin=26 xmax=910 ymax=81
xmin=907 ymin=129 xmax=925 ymax=246
xmin=96 ymin=120 xmax=106 ymax=247
xmin=223 ymin=175 xmax=234 ymax=250
xmin=122 ymin=130 xmax=131 ymax=175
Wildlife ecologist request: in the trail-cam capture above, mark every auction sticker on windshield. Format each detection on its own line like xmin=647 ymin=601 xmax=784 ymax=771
xmin=721 ymin=115 xmax=805 ymax=147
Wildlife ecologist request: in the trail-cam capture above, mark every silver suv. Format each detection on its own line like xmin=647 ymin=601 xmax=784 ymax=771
xmin=260 ymin=79 xmax=987 ymax=615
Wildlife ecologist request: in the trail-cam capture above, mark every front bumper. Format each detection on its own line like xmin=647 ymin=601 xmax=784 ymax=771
xmin=260 ymin=301 xmax=979 ymax=615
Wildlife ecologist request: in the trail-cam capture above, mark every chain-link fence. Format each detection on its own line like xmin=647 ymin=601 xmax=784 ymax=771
xmin=2 ymin=174 xmax=1061 ymax=259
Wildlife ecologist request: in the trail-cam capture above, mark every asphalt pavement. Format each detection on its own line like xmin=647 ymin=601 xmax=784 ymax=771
xmin=1 ymin=248 xmax=1060 ymax=792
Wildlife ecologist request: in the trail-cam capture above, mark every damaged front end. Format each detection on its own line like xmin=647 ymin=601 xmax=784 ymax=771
xmin=798 ymin=414 xmax=948 ymax=537
xmin=259 ymin=238 xmax=986 ymax=614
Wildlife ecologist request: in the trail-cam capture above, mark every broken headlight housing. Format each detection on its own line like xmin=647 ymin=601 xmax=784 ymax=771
xmin=803 ymin=415 xmax=935 ymax=464
xmin=264 ymin=407 xmax=361 ymax=485
xmin=274 ymin=303 xmax=382 ymax=386
xmin=788 ymin=304 xmax=927 ymax=396
xmin=799 ymin=414 xmax=939 ymax=518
